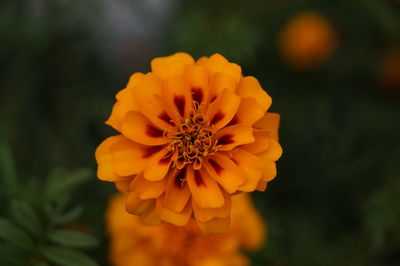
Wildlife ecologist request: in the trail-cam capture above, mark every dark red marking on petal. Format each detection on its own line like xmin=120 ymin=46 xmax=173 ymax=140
xmin=226 ymin=115 xmax=239 ymax=127
xmin=230 ymin=158 xmax=238 ymax=165
xmin=158 ymin=112 xmax=174 ymax=126
xmin=208 ymin=159 xmax=223 ymax=175
xmin=174 ymin=96 xmax=186 ymax=117
xmin=175 ymin=168 xmax=187 ymax=188
xmin=191 ymin=87 xmax=203 ymax=103
xmin=142 ymin=145 xmax=164 ymax=158
xmin=146 ymin=124 xmax=164 ymax=138
xmin=210 ymin=95 xmax=217 ymax=103
xmin=159 ymin=151 xmax=173 ymax=165
xmin=194 ymin=170 xmax=206 ymax=187
xmin=218 ymin=134 xmax=234 ymax=145
xmin=210 ymin=111 xmax=225 ymax=125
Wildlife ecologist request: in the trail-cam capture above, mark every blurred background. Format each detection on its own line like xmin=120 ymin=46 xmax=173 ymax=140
xmin=1 ymin=0 xmax=400 ymax=265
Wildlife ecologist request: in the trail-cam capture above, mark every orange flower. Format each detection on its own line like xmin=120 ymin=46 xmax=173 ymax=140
xmin=106 ymin=193 xmax=265 ymax=266
xmin=381 ymin=49 xmax=400 ymax=91
xmin=95 ymin=52 xmax=282 ymax=233
xmin=278 ymin=11 xmax=337 ymax=70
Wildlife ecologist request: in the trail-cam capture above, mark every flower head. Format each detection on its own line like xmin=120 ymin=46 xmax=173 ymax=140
xmin=106 ymin=193 xmax=265 ymax=266
xmin=278 ymin=11 xmax=337 ymax=70
xmin=95 ymin=52 xmax=282 ymax=233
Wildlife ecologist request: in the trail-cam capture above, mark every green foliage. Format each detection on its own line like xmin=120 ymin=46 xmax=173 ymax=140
xmin=0 ymin=142 xmax=98 ymax=266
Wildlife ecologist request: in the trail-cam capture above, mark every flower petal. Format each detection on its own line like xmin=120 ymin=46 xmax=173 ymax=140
xmin=200 ymin=53 xmax=242 ymax=83
xmin=192 ymin=189 xmax=231 ymax=222
xmin=183 ymin=64 xmax=209 ymax=104
xmin=95 ymin=135 xmax=125 ymax=181
xmin=214 ymin=124 xmax=255 ymax=151
xmin=256 ymin=181 xmax=268 ymax=192
xmin=105 ymin=73 xmax=144 ymax=131
xmin=236 ymin=76 xmax=272 ymax=111
xmin=209 ymin=72 xmax=237 ymax=103
xmin=130 ymin=173 xmax=166 ymax=200
xmin=110 ymin=138 xmax=157 ymax=176
xmin=121 ymin=111 xmax=170 ymax=146
xmin=151 ymin=52 xmax=195 ymax=80
xmin=163 ymin=169 xmax=191 ymax=212
xmin=240 ymin=130 xmax=270 ymax=154
xmin=165 ymin=75 xmax=192 ymax=118
xmin=125 ymin=192 xmax=155 ymax=215
xmin=186 ymin=167 xmax=225 ymax=209
xmin=226 ymin=97 xmax=264 ymax=127
xmin=155 ymin=195 xmax=192 ymax=226
xmin=204 ymin=153 xmax=245 ymax=193
xmin=139 ymin=95 xmax=179 ymax=130
xmin=226 ymin=149 xmax=264 ymax=192
xmin=253 ymin=112 xmax=280 ymax=141
xmin=143 ymin=148 xmax=175 ymax=181
xmin=115 ymin=177 xmax=134 ymax=193
xmin=139 ymin=207 xmax=163 ymax=226
xmin=258 ymin=156 xmax=278 ymax=182
xmin=206 ymin=89 xmax=240 ymax=130
xmin=197 ymin=216 xmax=231 ymax=235
xmin=261 ymin=139 xmax=283 ymax=162
xmin=131 ymin=73 xmax=164 ymax=106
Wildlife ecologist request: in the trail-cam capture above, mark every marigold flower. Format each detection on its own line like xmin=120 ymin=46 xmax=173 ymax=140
xmin=381 ymin=49 xmax=400 ymax=91
xmin=106 ymin=193 xmax=265 ymax=266
xmin=278 ymin=11 xmax=337 ymax=70
xmin=95 ymin=52 xmax=282 ymax=233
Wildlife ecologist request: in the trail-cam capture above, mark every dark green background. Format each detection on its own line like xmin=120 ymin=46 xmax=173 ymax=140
xmin=1 ymin=0 xmax=400 ymax=265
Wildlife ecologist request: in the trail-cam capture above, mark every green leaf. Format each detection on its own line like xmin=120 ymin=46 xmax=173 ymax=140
xmin=0 ymin=218 xmax=33 ymax=251
xmin=30 ymin=259 xmax=50 ymax=266
xmin=40 ymin=246 xmax=98 ymax=266
xmin=10 ymin=200 xmax=42 ymax=235
xmin=0 ymin=142 xmax=18 ymax=196
xmin=0 ymin=243 xmax=24 ymax=265
xmin=53 ymin=205 xmax=84 ymax=225
xmin=45 ymin=168 xmax=93 ymax=200
xmin=47 ymin=229 xmax=98 ymax=249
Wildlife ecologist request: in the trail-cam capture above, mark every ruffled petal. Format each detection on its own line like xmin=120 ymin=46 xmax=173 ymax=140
xmin=121 ymin=111 xmax=170 ymax=146
xmin=200 ymin=53 xmax=242 ymax=83
xmin=163 ymin=169 xmax=191 ymax=212
xmin=260 ymin=139 xmax=283 ymax=162
xmin=143 ymin=148 xmax=175 ymax=181
xmin=151 ymin=52 xmax=195 ymax=80
xmin=110 ymin=138 xmax=155 ymax=176
xmin=95 ymin=135 xmax=125 ymax=181
xmin=125 ymin=192 xmax=155 ymax=215
xmin=204 ymin=153 xmax=245 ymax=193
xmin=165 ymin=75 xmax=192 ymax=118
xmin=197 ymin=216 xmax=231 ymax=235
xmin=240 ymin=130 xmax=270 ymax=154
xmin=131 ymin=73 xmax=164 ymax=106
xmin=115 ymin=177 xmax=134 ymax=193
xmin=253 ymin=112 xmax=280 ymax=141
xmin=236 ymin=76 xmax=272 ymax=111
xmin=226 ymin=149 xmax=264 ymax=192
xmin=139 ymin=95 xmax=179 ymax=130
xmin=192 ymin=189 xmax=231 ymax=222
xmin=206 ymin=89 xmax=240 ymax=130
xmin=155 ymin=195 xmax=192 ymax=226
xmin=130 ymin=173 xmax=166 ymax=200
xmin=214 ymin=125 xmax=255 ymax=151
xmin=105 ymin=73 xmax=144 ymax=131
xmin=183 ymin=64 xmax=209 ymax=105
xmin=258 ymin=157 xmax=278 ymax=182
xmin=226 ymin=97 xmax=264 ymax=127
xmin=186 ymin=167 xmax=225 ymax=209
xmin=209 ymin=72 xmax=237 ymax=103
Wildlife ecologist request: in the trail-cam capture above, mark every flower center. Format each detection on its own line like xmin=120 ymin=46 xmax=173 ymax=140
xmin=168 ymin=103 xmax=217 ymax=170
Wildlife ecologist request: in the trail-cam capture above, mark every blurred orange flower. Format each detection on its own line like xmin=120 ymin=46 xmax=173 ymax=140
xmin=95 ymin=52 xmax=282 ymax=233
xmin=278 ymin=11 xmax=337 ymax=70
xmin=381 ymin=49 xmax=400 ymax=91
xmin=106 ymin=193 xmax=265 ymax=266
